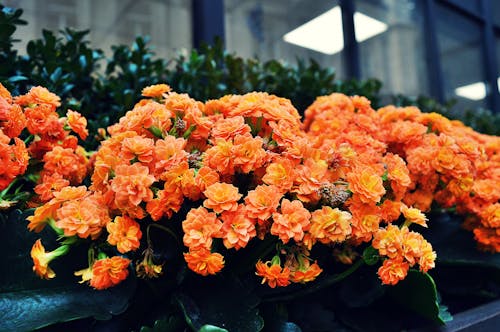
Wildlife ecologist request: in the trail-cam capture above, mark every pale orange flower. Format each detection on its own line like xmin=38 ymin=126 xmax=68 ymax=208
xmin=142 ymin=83 xmax=171 ymax=98
xmin=153 ymin=136 xmax=188 ymax=176
xmin=90 ymin=256 xmax=130 ymax=290
xmin=111 ymin=163 xmax=155 ymax=208
xmin=184 ymin=248 xmax=225 ymax=276
xmin=401 ymin=205 xmax=428 ymax=228
xmin=220 ymin=204 xmax=256 ymax=250
xmin=42 ymin=146 xmax=89 ymax=185
xmin=107 ymin=215 xmax=142 ymax=253
xmin=244 ymin=185 xmax=283 ymax=222
xmin=309 ymin=206 xmax=352 ymax=245
xmin=31 ymin=239 xmax=69 ymax=279
xmin=182 ymin=206 xmax=222 ymax=250
xmin=481 ymin=203 xmax=500 ymax=228
xmin=262 ymin=157 xmax=295 ymax=191
xmin=16 ymin=86 xmax=61 ymax=108
xmin=377 ymin=258 xmax=409 ymax=285
xmin=210 ymin=116 xmax=251 ymax=141
xmin=203 ymin=182 xmax=242 ymax=213
xmin=255 ymin=260 xmax=291 ymax=288
xmin=121 ymin=136 xmax=155 ymax=163
xmin=347 ymin=166 xmax=386 ymax=204
xmin=194 ymin=166 xmax=220 ymax=193
xmin=232 ymin=134 xmax=267 ymax=173
xmin=202 ymin=139 xmax=235 ymax=175
xmin=56 ymin=194 xmax=111 ymax=239
xmin=372 ymin=224 xmax=403 ymax=259
xmin=271 ymin=199 xmax=311 ymax=243
xmin=66 ymin=110 xmax=88 ymax=140
xmin=34 ymin=173 xmax=70 ymax=202
xmin=290 ymin=261 xmax=323 ymax=284
xmin=146 ymin=185 xmax=184 ymax=221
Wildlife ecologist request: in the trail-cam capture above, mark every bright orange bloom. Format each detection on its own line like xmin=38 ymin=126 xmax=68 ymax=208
xmin=347 ymin=166 xmax=386 ymax=204
xmin=142 ymin=83 xmax=171 ymax=98
xmin=31 ymin=239 xmax=69 ymax=279
xmin=146 ymin=186 xmax=184 ymax=221
xmin=220 ymin=204 xmax=256 ymax=250
xmin=401 ymin=205 xmax=428 ymax=228
xmin=153 ymin=136 xmax=188 ymax=176
xmin=290 ymin=261 xmax=323 ymax=283
xmin=262 ymin=157 xmax=295 ymax=191
xmin=481 ymin=203 xmax=500 ymax=228
xmin=473 ymin=227 xmax=500 ymax=252
xmin=66 ymin=110 xmax=88 ymax=140
xmin=379 ymin=200 xmax=403 ymax=223
xmin=210 ymin=116 xmax=251 ymax=141
xmin=309 ymin=206 xmax=352 ymax=245
xmin=56 ymin=194 xmax=111 ymax=239
xmin=377 ymin=258 xmax=409 ymax=285
xmin=43 ymin=146 xmax=89 ymax=185
xmin=244 ymin=185 xmax=283 ymax=222
xmin=0 ymin=83 xmax=11 ymax=101
xmin=120 ymin=136 xmax=155 ymax=164
xmin=255 ymin=260 xmax=291 ymax=288
xmin=293 ymin=158 xmax=328 ymax=203
xmin=372 ymin=224 xmax=403 ymax=259
xmin=182 ymin=207 xmax=222 ymax=249
xmin=0 ymin=136 xmax=29 ymax=190
xmin=203 ymin=182 xmax=242 ymax=213
xmin=107 ymin=215 xmax=142 ymax=253
xmin=90 ymin=256 xmax=130 ymax=290
xmin=16 ymin=86 xmax=61 ymax=109
xmin=271 ymin=199 xmax=311 ymax=243
xmin=107 ymin=102 xmax=154 ymax=136
xmin=111 ymin=163 xmax=155 ymax=208
xmin=184 ymin=248 xmax=225 ymax=276
xmin=472 ymin=180 xmax=500 ymax=202
xmin=34 ymin=173 xmax=70 ymax=202
xmin=232 ymin=134 xmax=267 ymax=173
xmin=194 ymin=166 xmax=220 ymax=193
xmin=202 ymin=139 xmax=235 ymax=175
xmin=1 ymin=102 xmax=26 ymax=138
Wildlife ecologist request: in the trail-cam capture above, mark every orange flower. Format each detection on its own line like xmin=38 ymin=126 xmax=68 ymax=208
xmin=203 ymin=182 xmax=242 ymax=213
xmin=184 ymin=248 xmax=225 ymax=276
xmin=194 ymin=166 xmax=220 ymax=193
xmin=90 ymin=256 xmax=131 ymax=290
xmin=1 ymin=102 xmax=26 ymax=138
xmin=56 ymin=194 xmax=111 ymax=239
xmin=309 ymin=206 xmax=352 ymax=245
xmin=43 ymin=146 xmax=89 ymax=185
xmin=142 ymin=83 xmax=171 ymax=98
xmin=262 ymin=157 xmax=295 ymax=191
xmin=210 ymin=116 xmax=251 ymax=141
xmin=111 ymin=163 xmax=155 ymax=208
xmin=418 ymin=241 xmax=436 ymax=273
xmin=271 ymin=199 xmax=311 ymax=243
xmin=31 ymin=239 xmax=69 ymax=279
xmin=372 ymin=224 xmax=403 ymax=259
xmin=182 ymin=207 xmax=222 ymax=249
xmin=245 ymin=185 xmax=283 ymax=222
xmin=120 ymin=136 xmax=155 ymax=163
xmin=377 ymin=258 xmax=409 ymax=285
xmin=202 ymin=139 xmax=235 ymax=175
xmin=34 ymin=173 xmax=70 ymax=202
xmin=107 ymin=215 xmax=142 ymax=253
xmin=153 ymin=136 xmax=188 ymax=176
xmin=220 ymin=204 xmax=256 ymax=250
xmin=146 ymin=186 xmax=184 ymax=221
xmin=290 ymin=261 xmax=323 ymax=284
xmin=481 ymin=203 xmax=500 ymax=228
xmin=16 ymin=86 xmax=61 ymax=108
xmin=379 ymin=200 xmax=403 ymax=223
xmin=232 ymin=134 xmax=267 ymax=173
xmin=472 ymin=180 xmax=500 ymax=202
xmin=401 ymin=205 xmax=428 ymax=228
xmin=66 ymin=110 xmax=88 ymax=140
xmin=473 ymin=227 xmax=500 ymax=252
xmin=255 ymin=260 xmax=291 ymax=288
xmin=347 ymin=166 xmax=386 ymax=204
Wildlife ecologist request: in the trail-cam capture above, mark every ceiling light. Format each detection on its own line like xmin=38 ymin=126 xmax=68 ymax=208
xmin=454 ymin=82 xmax=486 ymax=101
xmin=283 ymin=6 xmax=388 ymax=55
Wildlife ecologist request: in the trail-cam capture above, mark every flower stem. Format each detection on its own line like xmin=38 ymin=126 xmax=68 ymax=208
xmin=262 ymin=259 xmax=365 ymax=302
xmin=147 ymin=223 xmax=180 ymax=247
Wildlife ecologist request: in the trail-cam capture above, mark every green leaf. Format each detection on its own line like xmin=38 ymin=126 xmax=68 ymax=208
xmin=362 ymin=246 xmax=379 ymax=266
xmin=0 ymin=209 xmax=136 ymax=331
xmin=199 ymin=324 xmax=229 ymax=332
xmin=139 ymin=316 xmax=185 ymax=332
xmin=388 ymin=270 xmax=449 ymax=324
xmin=176 ymin=276 xmax=264 ymax=332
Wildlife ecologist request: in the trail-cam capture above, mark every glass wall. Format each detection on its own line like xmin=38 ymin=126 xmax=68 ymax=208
xmin=4 ymin=0 xmax=192 ymax=59
xmin=435 ymin=3 xmax=488 ymax=112
xmin=224 ymin=0 xmax=345 ymax=78
xmin=356 ymin=0 xmax=428 ymax=98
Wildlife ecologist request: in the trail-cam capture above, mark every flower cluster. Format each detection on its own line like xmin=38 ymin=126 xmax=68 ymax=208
xmin=303 ymin=94 xmax=500 ymax=252
xmin=21 ymin=83 xmax=498 ymax=290
xmin=0 ymin=83 xmax=89 ymax=208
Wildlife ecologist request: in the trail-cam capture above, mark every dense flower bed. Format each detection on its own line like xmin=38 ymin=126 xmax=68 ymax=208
xmin=0 ymin=83 xmax=498 ymax=295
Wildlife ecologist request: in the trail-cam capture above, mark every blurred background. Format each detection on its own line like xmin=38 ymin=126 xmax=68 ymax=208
xmin=3 ymin=0 xmax=500 ymax=114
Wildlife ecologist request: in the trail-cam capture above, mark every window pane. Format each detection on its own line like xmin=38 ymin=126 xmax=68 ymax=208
xmin=435 ymin=4 xmax=488 ymax=112
xmin=356 ymin=0 xmax=429 ymax=98
xmin=6 ymin=0 xmax=192 ymax=59
xmin=225 ymin=0 xmax=345 ymax=78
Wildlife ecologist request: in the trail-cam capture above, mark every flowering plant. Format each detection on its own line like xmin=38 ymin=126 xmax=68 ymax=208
xmin=2 ymin=82 xmax=499 ymax=330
